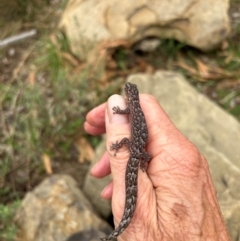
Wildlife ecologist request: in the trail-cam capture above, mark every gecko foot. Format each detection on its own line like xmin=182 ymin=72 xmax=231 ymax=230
xmin=110 ymin=138 xmax=130 ymax=156
xmin=112 ymin=106 xmax=130 ymax=114
xmin=110 ymin=140 xmax=123 ymax=156
xmin=140 ymin=152 xmax=151 ymax=172
xmin=112 ymin=106 xmax=121 ymax=114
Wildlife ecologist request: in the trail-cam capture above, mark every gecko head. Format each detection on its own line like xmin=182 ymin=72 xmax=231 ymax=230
xmin=125 ymin=82 xmax=139 ymax=102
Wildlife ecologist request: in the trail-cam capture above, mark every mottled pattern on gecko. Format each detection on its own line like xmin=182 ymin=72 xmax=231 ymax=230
xmin=100 ymin=82 xmax=151 ymax=241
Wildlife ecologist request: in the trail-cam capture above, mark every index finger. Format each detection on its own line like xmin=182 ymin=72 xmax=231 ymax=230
xmin=84 ymin=102 xmax=106 ymax=135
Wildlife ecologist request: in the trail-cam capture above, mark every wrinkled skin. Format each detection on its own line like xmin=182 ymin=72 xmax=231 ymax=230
xmin=84 ymin=93 xmax=230 ymax=241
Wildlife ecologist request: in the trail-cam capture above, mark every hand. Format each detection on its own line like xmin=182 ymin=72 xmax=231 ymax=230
xmin=84 ymin=94 xmax=230 ymax=241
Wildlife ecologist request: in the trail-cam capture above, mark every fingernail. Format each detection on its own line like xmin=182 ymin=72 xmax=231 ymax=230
xmin=107 ymin=94 xmax=129 ymax=124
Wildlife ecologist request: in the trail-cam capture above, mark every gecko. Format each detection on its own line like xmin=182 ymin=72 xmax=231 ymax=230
xmin=100 ymin=82 xmax=151 ymax=241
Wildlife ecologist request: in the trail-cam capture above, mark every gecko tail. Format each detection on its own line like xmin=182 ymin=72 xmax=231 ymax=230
xmin=100 ymin=157 xmax=139 ymax=240
xmin=100 ymin=229 xmax=123 ymax=240
xmin=100 ymin=215 xmax=132 ymax=240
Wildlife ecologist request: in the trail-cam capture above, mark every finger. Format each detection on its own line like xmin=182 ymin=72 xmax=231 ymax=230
xmin=105 ymin=94 xmax=155 ymax=222
xmin=90 ymin=151 xmax=111 ymax=178
xmin=105 ymin=94 xmax=133 ymax=217
xmin=85 ymin=102 xmax=106 ymax=128
xmin=84 ymin=121 xmax=106 ymax=135
xmin=140 ymin=94 xmax=179 ymax=145
xmin=101 ymin=181 xmax=113 ymax=200
xmin=140 ymin=94 xmax=196 ymax=160
xmin=106 ymin=94 xmax=130 ymax=178
xmin=140 ymin=94 xmax=203 ymax=187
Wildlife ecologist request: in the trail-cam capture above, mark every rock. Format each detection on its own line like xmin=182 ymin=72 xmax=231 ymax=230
xmin=83 ymin=139 xmax=112 ymax=218
xmin=133 ymin=38 xmax=161 ymax=53
xmin=15 ymin=175 xmax=112 ymax=241
xmin=66 ymin=229 xmax=106 ymax=241
xmin=59 ymin=0 xmax=230 ymax=61
xmin=127 ymin=71 xmax=240 ymax=241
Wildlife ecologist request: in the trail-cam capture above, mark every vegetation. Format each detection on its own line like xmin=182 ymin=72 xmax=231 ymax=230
xmin=1 ymin=0 xmax=240 ymax=240
xmin=0 ymin=201 xmax=20 ymax=241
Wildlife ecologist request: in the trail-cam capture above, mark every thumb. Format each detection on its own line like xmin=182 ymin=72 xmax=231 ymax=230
xmin=105 ymin=94 xmax=154 ymax=227
xmin=105 ymin=94 xmax=130 ymax=198
xmin=105 ymin=94 xmax=132 ymax=220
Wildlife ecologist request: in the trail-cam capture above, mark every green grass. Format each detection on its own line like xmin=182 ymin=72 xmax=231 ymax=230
xmin=0 ymin=0 xmax=111 ymax=239
xmin=0 ymin=201 xmax=21 ymax=241
xmin=158 ymin=39 xmax=187 ymax=58
xmin=0 ymin=32 xmax=120 ymax=203
xmin=115 ymin=48 xmax=128 ymax=71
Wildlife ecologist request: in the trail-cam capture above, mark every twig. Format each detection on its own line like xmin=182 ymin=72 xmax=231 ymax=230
xmin=0 ymin=29 xmax=37 ymax=48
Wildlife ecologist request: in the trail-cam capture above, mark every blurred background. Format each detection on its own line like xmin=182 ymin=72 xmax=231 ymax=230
xmin=1 ymin=0 xmax=240 ymax=240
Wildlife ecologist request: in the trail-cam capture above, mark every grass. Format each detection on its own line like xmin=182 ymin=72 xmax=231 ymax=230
xmin=0 ymin=20 xmax=124 ymax=201
xmin=0 ymin=34 xmax=111 ymax=199
xmin=0 ymin=201 xmax=21 ymax=241
xmin=0 ymin=2 xmax=120 ymax=237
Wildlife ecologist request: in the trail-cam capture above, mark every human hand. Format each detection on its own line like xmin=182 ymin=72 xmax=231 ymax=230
xmin=84 ymin=93 xmax=230 ymax=241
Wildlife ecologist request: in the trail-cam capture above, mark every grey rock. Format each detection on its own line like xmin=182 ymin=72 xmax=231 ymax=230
xmin=128 ymin=71 xmax=240 ymax=241
xmin=66 ymin=229 xmax=106 ymax=241
xmin=83 ymin=139 xmax=112 ymax=218
xmin=133 ymin=38 xmax=161 ymax=53
xmin=15 ymin=175 xmax=112 ymax=241
xmin=59 ymin=0 xmax=230 ymax=61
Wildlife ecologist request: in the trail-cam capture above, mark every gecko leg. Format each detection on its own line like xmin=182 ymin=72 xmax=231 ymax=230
xmin=111 ymin=105 xmax=130 ymax=156
xmin=110 ymin=137 xmax=131 ymax=156
xmin=140 ymin=151 xmax=151 ymax=172
xmin=112 ymin=106 xmax=130 ymax=114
